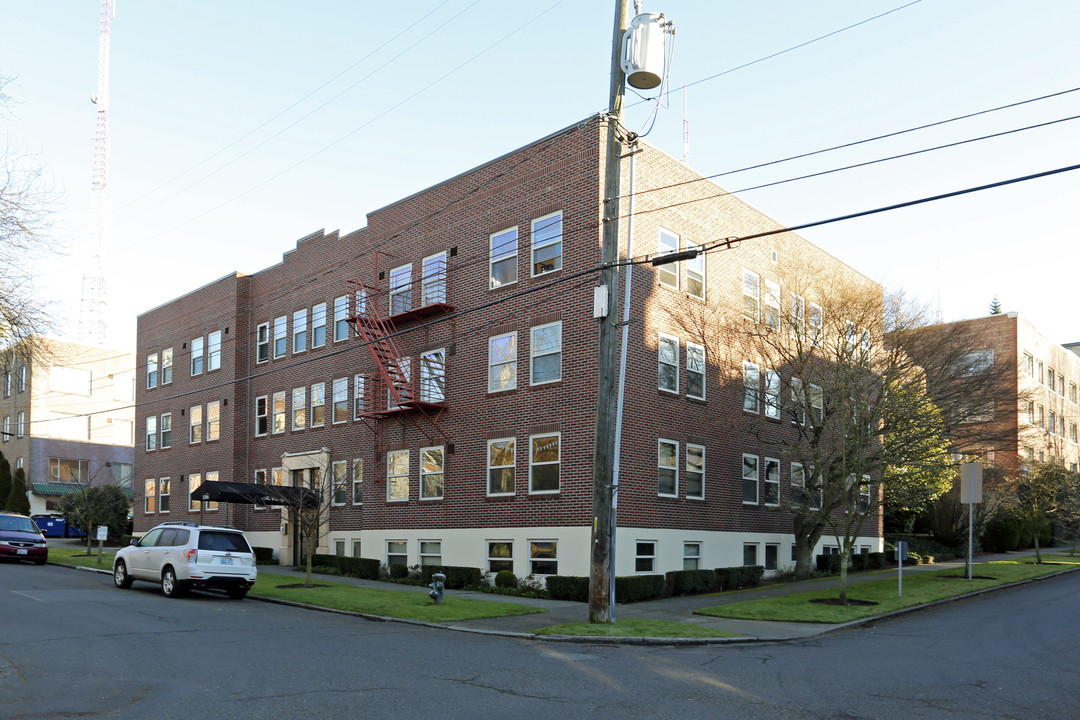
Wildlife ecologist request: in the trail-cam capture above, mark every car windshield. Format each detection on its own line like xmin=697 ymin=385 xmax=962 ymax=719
xmin=0 ymin=515 xmax=40 ymax=533
xmin=197 ymin=531 xmax=251 ymax=553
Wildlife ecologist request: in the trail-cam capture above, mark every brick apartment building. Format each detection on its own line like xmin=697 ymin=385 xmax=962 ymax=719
xmin=1 ymin=338 xmax=135 ymax=514
xmin=134 ymin=115 xmax=883 ymax=576
xmin=912 ymin=313 xmax=1080 ymax=473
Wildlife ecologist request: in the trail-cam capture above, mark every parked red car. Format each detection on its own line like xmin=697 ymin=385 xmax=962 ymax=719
xmin=0 ymin=511 xmax=49 ymax=565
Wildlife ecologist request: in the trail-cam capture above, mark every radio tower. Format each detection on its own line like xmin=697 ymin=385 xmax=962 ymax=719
xmin=79 ymin=0 xmax=115 ymax=346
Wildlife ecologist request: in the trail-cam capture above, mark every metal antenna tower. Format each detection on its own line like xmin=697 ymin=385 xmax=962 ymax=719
xmin=79 ymin=0 xmax=115 ymax=346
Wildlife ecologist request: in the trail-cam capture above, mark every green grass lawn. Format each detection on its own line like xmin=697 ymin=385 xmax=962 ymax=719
xmin=48 ymin=546 xmax=116 ymax=569
xmin=251 ymin=577 xmax=546 ymax=623
xmin=533 ymin=619 xmax=740 ymax=638
xmin=697 ymin=556 xmax=1080 ymax=624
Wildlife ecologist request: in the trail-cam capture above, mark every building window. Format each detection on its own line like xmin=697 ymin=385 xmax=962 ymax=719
xmin=332 ymin=460 xmax=347 ymax=506
xmin=292 ymin=387 xmax=306 ymax=430
xmin=292 ymin=309 xmax=307 ymax=353
xmin=160 ymin=413 xmax=171 ymax=449
xmin=191 ymin=336 xmax=205 ymax=375
xmin=635 ymin=541 xmax=656 ymax=573
xmin=743 ymin=361 xmax=760 ymax=413
xmin=161 ymin=348 xmax=173 ymax=384
xmin=530 ymin=321 xmax=562 ymax=385
xmin=742 ymin=269 xmax=759 ymax=321
xmin=658 ymin=333 xmax=679 ymax=393
xmin=763 ymin=457 xmax=780 ymax=506
xmin=146 ymin=353 xmax=158 ymax=389
xmin=420 ymin=446 xmax=444 ymax=500
xmin=256 ymin=323 xmax=270 ymax=363
xmin=1048 ymin=368 xmax=1055 ymax=389
xmin=420 ymin=349 xmax=446 ymax=402
xmin=352 ymin=459 xmax=363 ymax=505
xmin=145 ymin=416 xmax=157 ymax=451
xmin=763 ymin=279 xmax=780 ymax=330
xmin=206 ymin=401 xmax=220 ymax=441
xmin=686 ymin=443 xmax=705 ymax=499
xmin=1050 ymin=411 xmax=1057 ymax=435
xmin=1070 ymin=383 xmax=1077 ymax=404
xmin=809 ymin=383 xmax=824 ymax=425
xmin=2 ymin=416 xmax=8 ymax=442
xmin=764 ymin=369 xmax=780 ymax=419
xmin=272 ymin=391 xmax=286 ymax=433
xmin=1037 ymin=360 xmax=1044 ymax=384
xmin=765 ymin=544 xmax=779 ymax=571
xmin=2 ymin=373 xmax=8 ymax=398
xmin=333 ymin=295 xmax=350 ymax=342
xmin=189 ymin=405 xmax=203 ymax=444
xmin=112 ymin=463 xmax=132 ymax=489
xmin=332 ymin=378 xmax=348 ymax=423
xmin=310 ymin=383 xmax=326 ymax=427
xmin=686 ymin=241 xmax=704 ymax=299
xmin=531 ymin=211 xmax=562 ymax=277
xmin=490 ymin=227 xmax=518 ymax=289
xmin=530 ymin=540 xmax=557 ymax=574
xmin=50 ymin=458 xmax=89 ymax=483
xmin=419 ymin=541 xmax=442 ymax=567
xmin=157 ymin=478 xmax=170 ymax=513
xmin=808 ymin=302 xmax=823 ymax=344
xmin=1023 ymin=352 xmax=1033 ymax=377
xmin=1071 ymin=423 xmax=1078 ymax=443
xmin=790 ymin=294 xmax=805 ymax=339
xmin=743 ymin=543 xmax=758 ymax=567
xmin=742 ymin=454 xmax=759 ymax=504
xmin=658 ymin=439 xmax=678 ymax=497
xmin=387 ymin=541 xmax=407 ymax=569
xmin=312 ymin=303 xmax=327 ymax=348
xmin=487 ymin=438 xmax=515 ymax=495
xmin=488 ymin=541 xmax=513 ymax=573
xmin=207 ymin=330 xmax=222 ymax=371
xmin=353 ymin=375 xmax=366 ymax=418
xmin=529 ymin=432 xmax=560 ymax=493
xmin=422 ymin=251 xmax=447 ymax=305
xmin=671 ymin=542 xmax=698 ymax=572
xmin=356 ymin=290 xmax=367 ymax=319
xmin=145 ymin=479 xmax=156 ymax=513
xmin=15 ymin=411 xmax=25 ymax=438
xmin=273 ymin=316 xmax=287 ymax=358
xmin=657 ymin=228 xmax=679 ymax=288
xmin=389 ymin=265 xmax=412 ymax=315
xmin=387 ymin=357 xmax=410 ymax=410
xmin=387 ymin=449 xmax=409 ymax=501
xmin=255 ymin=396 xmax=268 ymax=436
xmin=686 ymin=342 xmax=705 ymax=400
xmin=488 ymin=332 xmax=517 ymax=393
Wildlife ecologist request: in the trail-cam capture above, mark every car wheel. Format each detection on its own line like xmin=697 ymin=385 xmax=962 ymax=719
xmin=114 ymin=560 xmax=134 ymax=588
xmin=34 ymin=558 xmax=47 ymax=566
xmin=161 ymin=567 xmax=184 ymax=598
xmin=226 ymin=587 xmax=249 ymax=600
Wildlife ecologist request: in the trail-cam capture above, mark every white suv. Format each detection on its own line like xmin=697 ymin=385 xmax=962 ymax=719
xmin=113 ymin=522 xmax=257 ymax=599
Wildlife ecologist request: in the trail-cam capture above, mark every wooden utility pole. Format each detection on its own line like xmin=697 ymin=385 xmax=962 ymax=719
xmin=589 ymin=0 xmax=630 ymax=624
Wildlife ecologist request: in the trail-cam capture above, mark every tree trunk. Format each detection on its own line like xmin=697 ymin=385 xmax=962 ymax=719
xmin=793 ymin=517 xmax=827 ymax=579
xmin=1033 ymin=522 xmax=1042 ymax=564
xmin=838 ymin=547 xmax=850 ymax=603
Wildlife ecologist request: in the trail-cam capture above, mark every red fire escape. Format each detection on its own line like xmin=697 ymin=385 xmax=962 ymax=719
xmin=348 ymin=251 xmax=453 ymax=449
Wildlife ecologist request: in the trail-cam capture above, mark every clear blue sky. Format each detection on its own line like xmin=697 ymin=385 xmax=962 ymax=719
xmin=3 ymin=0 xmax=1078 ymax=349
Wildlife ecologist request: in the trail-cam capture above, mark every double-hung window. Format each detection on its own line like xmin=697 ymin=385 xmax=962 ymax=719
xmin=352 ymin=460 xmax=363 ymax=505
xmin=487 ymin=438 xmax=515 ymax=495
xmin=389 ymin=265 xmax=412 ymax=315
xmin=658 ymin=439 xmax=678 ymax=496
xmin=145 ymin=415 xmax=157 ymax=451
xmin=657 ymin=228 xmax=679 ymax=288
xmin=387 ymin=449 xmax=409 ymax=501
xmin=272 ymin=391 xmax=286 ymax=433
xmin=764 ymin=369 xmax=780 ymax=419
xmin=420 ymin=446 xmax=444 ymax=500
xmin=531 ymin=211 xmax=562 ymax=277
xmin=763 ymin=457 xmax=780 ymax=506
xmin=161 ymin=348 xmax=173 ymax=384
xmin=353 ymin=375 xmax=366 ymax=418
xmin=488 ymin=541 xmax=513 ymax=573
xmin=255 ymin=396 xmax=268 ymax=436
xmin=422 ymin=252 xmax=447 ymax=305
xmin=742 ymin=270 xmax=759 ymax=321
xmin=191 ymin=337 xmax=205 ymax=375
xmin=742 ymin=454 xmax=759 ymax=504
xmin=332 ymin=461 xmax=347 ymax=506
xmin=490 ymin=227 xmax=518 ymax=289
xmin=189 ymin=405 xmax=203 ymax=444
xmin=293 ymin=309 xmax=307 ymax=353
xmin=529 ymin=433 xmax=560 ymax=493
xmin=658 ymin=333 xmax=679 ymax=393
xmin=158 ymin=478 xmax=170 ymax=513
xmin=686 ymin=444 xmax=704 ymax=499
xmin=146 ymin=353 xmax=159 ymax=388
xmin=206 ymin=401 xmax=220 ymax=441
xmin=488 ymin=332 xmax=517 ymax=392
xmin=207 ymin=330 xmax=222 ymax=371
xmin=530 ymin=540 xmax=557 ymax=574
xmin=273 ymin=316 xmax=287 ymax=358
xmin=684 ymin=342 xmax=706 ymax=399
xmin=292 ymin=387 xmax=306 ymax=430
xmin=809 ymin=383 xmax=824 ymax=425
xmin=530 ymin=321 xmax=562 ymax=385
xmin=763 ymin=279 xmax=780 ymax=331
xmin=333 ymin=295 xmax=350 ymax=341
xmin=310 ymin=383 xmax=325 ymax=427
xmin=311 ymin=303 xmax=327 ymax=347
xmin=808 ymin=302 xmax=823 ymax=345
xmin=256 ymin=323 xmax=270 ymax=363
xmin=790 ymin=294 xmax=805 ymax=340
xmin=332 ymin=378 xmax=348 ymax=423
xmin=743 ymin=361 xmax=760 ymax=413
xmin=144 ymin=479 xmax=156 ymax=513
xmin=420 ymin=349 xmax=446 ymax=402
xmin=160 ymin=413 xmax=171 ymax=448
xmin=686 ymin=241 xmax=704 ymax=299
xmin=635 ymin=541 xmax=656 ymax=573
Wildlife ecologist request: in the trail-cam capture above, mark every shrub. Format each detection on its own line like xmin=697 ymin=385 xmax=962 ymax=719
xmin=311 ymin=554 xmax=381 ymax=579
xmin=419 ymin=565 xmax=484 ymax=589
xmin=715 ymin=565 xmax=765 ymax=590
xmin=253 ymin=546 xmax=275 ymax=564
xmin=983 ymin=516 xmax=1022 ymax=553
xmin=389 ymin=563 xmax=409 ymax=579
xmin=495 ymin=570 xmax=518 ymax=589
xmin=815 ymin=554 xmax=842 ymax=574
xmin=546 ymin=575 xmax=589 ymax=602
xmin=616 ymin=574 xmax=666 ymax=603
xmin=666 ymin=569 xmax=719 ymax=595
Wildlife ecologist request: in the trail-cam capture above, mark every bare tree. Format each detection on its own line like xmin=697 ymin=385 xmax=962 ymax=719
xmin=1010 ymin=461 xmax=1076 ymax=563
xmin=256 ymin=457 xmax=329 ymax=588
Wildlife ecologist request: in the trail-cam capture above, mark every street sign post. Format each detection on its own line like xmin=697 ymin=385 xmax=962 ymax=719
xmin=895 ymin=540 xmax=909 ymax=597
xmin=960 ymin=463 xmax=984 ymax=580
xmin=96 ymin=525 xmax=108 ymax=561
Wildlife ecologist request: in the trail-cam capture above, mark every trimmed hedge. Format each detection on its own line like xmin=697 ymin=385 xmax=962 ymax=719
xmin=715 ymin=565 xmax=764 ymax=590
xmin=252 ymin=546 xmax=275 ymax=565
xmin=546 ymin=575 xmax=589 ymax=602
xmin=816 ymin=554 xmax=842 ymax=574
xmin=666 ymin=569 xmax=720 ymax=595
xmin=311 ymin=554 xmax=381 ymax=579
xmin=419 ymin=565 xmax=484 ymax=589
xmin=545 ymin=574 xmax=668 ymax=603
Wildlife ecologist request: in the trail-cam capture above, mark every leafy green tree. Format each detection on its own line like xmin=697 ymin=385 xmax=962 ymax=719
xmin=1011 ymin=462 xmax=1077 ymax=563
xmin=882 ymin=386 xmax=953 ymax=531
xmin=0 ymin=453 xmax=11 ymax=511
xmin=7 ymin=467 xmax=30 ymax=514
xmin=58 ymin=484 xmax=130 ymax=557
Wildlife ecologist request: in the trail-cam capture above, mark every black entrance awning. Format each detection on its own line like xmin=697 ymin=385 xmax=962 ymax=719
xmin=191 ymin=481 xmax=319 ymax=509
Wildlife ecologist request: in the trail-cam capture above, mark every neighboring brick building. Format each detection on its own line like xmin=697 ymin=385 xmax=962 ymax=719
xmin=1 ymin=337 xmax=135 ymax=514
xmin=134 ymin=115 xmax=883 ymax=576
xmin=913 ymin=313 xmax=1080 ymax=473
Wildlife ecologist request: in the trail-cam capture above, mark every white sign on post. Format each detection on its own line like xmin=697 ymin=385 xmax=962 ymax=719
xmin=960 ymin=463 xmax=983 ymax=503
xmin=95 ymin=526 xmax=108 ymax=541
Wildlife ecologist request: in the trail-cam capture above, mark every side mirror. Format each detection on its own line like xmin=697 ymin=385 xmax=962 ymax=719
xmin=130 ymin=539 xmax=140 ymax=547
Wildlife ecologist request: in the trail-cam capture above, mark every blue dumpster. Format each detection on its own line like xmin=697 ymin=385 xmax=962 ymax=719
xmin=32 ymin=516 xmax=67 ymax=537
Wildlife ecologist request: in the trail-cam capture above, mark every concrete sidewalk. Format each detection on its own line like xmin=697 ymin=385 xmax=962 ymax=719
xmin=255 ymin=549 xmax=1061 ymax=643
